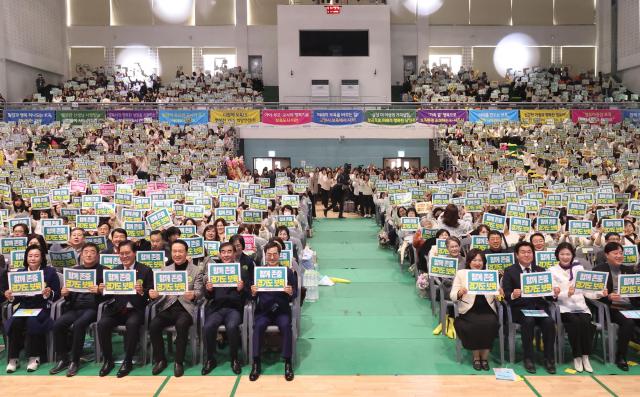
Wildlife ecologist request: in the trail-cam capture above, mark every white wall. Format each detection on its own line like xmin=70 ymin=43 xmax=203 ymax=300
xmin=617 ymin=0 xmax=640 ymax=71
xmin=596 ymin=0 xmax=612 ymax=74
xmin=276 ymin=5 xmax=391 ymax=102
xmin=0 ymin=0 xmax=67 ymax=101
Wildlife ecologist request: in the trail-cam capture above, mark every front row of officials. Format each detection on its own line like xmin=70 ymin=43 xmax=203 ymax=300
xmin=1 ymin=238 xmax=297 ymax=381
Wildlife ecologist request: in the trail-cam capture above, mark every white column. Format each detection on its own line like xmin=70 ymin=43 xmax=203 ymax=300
xmin=192 ymin=47 xmax=204 ymax=74
xmin=462 ymin=46 xmax=473 ymax=69
xmin=416 ymin=2 xmax=430 ymax=68
xmin=235 ymin=0 xmax=248 ymax=69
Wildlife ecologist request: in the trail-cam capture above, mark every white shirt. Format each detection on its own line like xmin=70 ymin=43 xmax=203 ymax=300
xmin=550 ymin=264 xmax=594 ymax=314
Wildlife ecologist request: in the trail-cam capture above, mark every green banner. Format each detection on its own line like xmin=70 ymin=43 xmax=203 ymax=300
xmin=56 ymin=110 xmax=106 ymax=124
xmin=365 ymin=110 xmax=416 ymax=125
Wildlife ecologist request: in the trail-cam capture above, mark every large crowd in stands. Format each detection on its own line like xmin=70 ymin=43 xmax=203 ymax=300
xmin=31 ymin=65 xmax=264 ymax=103
xmin=401 ymin=63 xmax=637 ymax=103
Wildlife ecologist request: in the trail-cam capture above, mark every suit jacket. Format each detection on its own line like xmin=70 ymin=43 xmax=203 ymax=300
xmin=450 ymin=269 xmax=498 ymax=314
xmin=592 ymin=262 xmax=640 ymax=308
xmin=63 ymin=263 xmax=106 ymax=311
xmin=502 ymin=263 xmax=552 ymax=314
xmin=104 ymin=262 xmax=153 ymax=315
xmin=153 ymin=262 xmax=203 ymax=320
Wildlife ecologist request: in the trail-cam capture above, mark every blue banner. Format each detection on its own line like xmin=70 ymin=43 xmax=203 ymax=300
xmin=312 ymin=109 xmax=364 ymax=125
xmin=158 ymin=110 xmax=209 ymax=125
xmin=468 ymin=109 xmax=519 ymax=124
xmin=623 ymin=109 xmax=640 ymax=125
xmin=5 ymin=110 xmax=56 ymax=125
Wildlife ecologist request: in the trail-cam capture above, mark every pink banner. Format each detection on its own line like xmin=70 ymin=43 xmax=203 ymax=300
xmin=241 ymin=234 xmax=256 ymax=252
xmin=99 ymin=183 xmax=116 ymax=197
xmin=261 ymin=110 xmax=312 ymax=125
xmin=70 ymin=180 xmax=87 ymax=194
xmin=571 ymin=109 xmax=622 ymax=124
xmin=146 ymin=182 xmax=169 ymax=193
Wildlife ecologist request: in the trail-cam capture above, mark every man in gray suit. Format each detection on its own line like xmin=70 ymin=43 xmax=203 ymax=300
xmin=149 ymin=240 xmax=203 ymax=377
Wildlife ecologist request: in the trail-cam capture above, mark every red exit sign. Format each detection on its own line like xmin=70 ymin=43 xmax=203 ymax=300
xmin=325 ymin=5 xmax=341 ymax=15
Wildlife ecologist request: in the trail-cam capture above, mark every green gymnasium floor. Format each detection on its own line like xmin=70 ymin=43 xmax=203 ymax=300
xmin=2 ymin=218 xmax=639 ymax=381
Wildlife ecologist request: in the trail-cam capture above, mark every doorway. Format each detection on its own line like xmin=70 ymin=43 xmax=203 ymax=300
xmin=253 ymin=157 xmax=291 ymax=171
xmin=383 ymin=157 xmax=420 ymax=169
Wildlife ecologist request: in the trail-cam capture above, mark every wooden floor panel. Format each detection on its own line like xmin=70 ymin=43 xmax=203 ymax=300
xmin=160 ymin=375 xmax=237 ymax=396
xmin=594 ymin=375 xmax=640 ymax=397
xmin=526 ymin=376 xmax=610 ymax=397
xmin=234 ymin=375 xmax=535 ymax=397
xmin=0 ymin=376 xmax=165 ymax=397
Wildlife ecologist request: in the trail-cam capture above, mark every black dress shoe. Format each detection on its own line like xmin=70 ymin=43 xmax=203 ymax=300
xmin=472 ymin=360 xmax=482 ymax=371
xmin=152 ymin=360 xmax=167 ymax=376
xmin=616 ymin=358 xmax=629 ymax=371
xmin=481 ymin=360 xmax=490 ymax=371
xmin=524 ymin=358 xmax=536 ymax=374
xmin=116 ymin=361 xmax=133 ymax=378
xmin=66 ymin=362 xmax=79 ymax=377
xmin=99 ymin=360 xmax=114 ymax=377
xmin=231 ymin=359 xmax=242 ymax=375
xmin=174 ymin=362 xmax=184 ymax=378
xmin=284 ymin=360 xmax=294 ymax=381
xmin=249 ymin=360 xmax=261 ymax=381
xmin=49 ymin=359 xmax=70 ymax=375
xmin=323 ymin=208 xmax=328 ymax=217
xmin=544 ymin=359 xmax=556 ymax=374
xmin=201 ymin=359 xmax=217 ymax=375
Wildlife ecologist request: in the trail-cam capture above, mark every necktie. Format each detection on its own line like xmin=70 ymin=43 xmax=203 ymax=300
xmin=525 ymin=268 xmax=531 ymax=273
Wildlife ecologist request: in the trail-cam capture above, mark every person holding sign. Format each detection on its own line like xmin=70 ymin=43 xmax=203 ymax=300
xmin=549 ymin=242 xmax=603 ymax=373
xmin=502 ymin=241 xmax=557 ymax=374
xmin=50 ymin=242 xmax=105 ymax=377
xmin=96 ymin=240 xmax=153 ymax=378
xmin=593 ymin=242 xmax=640 ymax=371
xmin=4 ymin=245 xmax=60 ymax=373
xmin=249 ymin=241 xmax=298 ymax=382
xmin=201 ymin=242 xmax=249 ymax=375
xmin=149 ymin=240 xmax=203 ymax=377
xmin=101 ymin=228 xmax=127 ymax=254
xmin=450 ymin=249 xmax=503 ymax=371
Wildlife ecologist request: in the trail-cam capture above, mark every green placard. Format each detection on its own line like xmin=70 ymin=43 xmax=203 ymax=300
xmin=56 ymin=110 xmax=106 ymax=124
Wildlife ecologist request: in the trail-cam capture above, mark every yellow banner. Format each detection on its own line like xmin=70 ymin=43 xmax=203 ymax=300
xmin=519 ymin=109 xmax=570 ymax=125
xmin=209 ymin=109 xmax=260 ymax=126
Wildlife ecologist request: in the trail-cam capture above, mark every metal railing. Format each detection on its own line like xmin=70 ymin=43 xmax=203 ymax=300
xmin=3 ymin=101 xmax=639 ymax=113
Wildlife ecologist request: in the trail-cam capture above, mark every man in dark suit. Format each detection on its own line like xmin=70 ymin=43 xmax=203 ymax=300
xmin=101 ymin=228 xmax=128 ymax=255
xmin=97 ymin=240 xmax=153 ymax=378
xmin=502 ymin=241 xmax=557 ymax=374
xmin=249 ymin=241 xmax=298 ymax=382
xmin=593 ymin=242 xmax=640 ymax=371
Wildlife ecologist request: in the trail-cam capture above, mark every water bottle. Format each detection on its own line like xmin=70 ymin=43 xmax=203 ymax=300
xmin=304 ymin=269 xmax=319 ymax=302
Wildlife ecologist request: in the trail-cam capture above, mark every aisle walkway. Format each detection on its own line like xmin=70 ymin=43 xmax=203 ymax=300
xmin=296 ymin=218 xmax=474 ymax=375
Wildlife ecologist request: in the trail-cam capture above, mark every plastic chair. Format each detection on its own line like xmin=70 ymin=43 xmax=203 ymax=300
xmin=585 ymin=298 xmax=640 ymax=364
xmin=147 ymin=296 xmax=199 ymax=366
xmin=95 ymin=298 xmax=149 ymax=365
xmin=437 ymin=279 xmax=455 ymax=338
xmin=198 ymin=301 xmax=250 ymax=364
xmin=453 ymin=300 xmax=505 ymax=365
xmin=556 ymin=299 xmax=607 ymax=364
xmin=503 ymin=300 xmax=559 ymax=364
xmin=2 ymin=300 xmax=56 ymax=363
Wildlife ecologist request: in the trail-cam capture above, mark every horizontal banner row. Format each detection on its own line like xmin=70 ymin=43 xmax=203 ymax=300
xmin=5 ymin=108 xmax=640 ymax=127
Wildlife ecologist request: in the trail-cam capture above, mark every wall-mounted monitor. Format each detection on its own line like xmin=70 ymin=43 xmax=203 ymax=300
xmin=299 ymin=30 xmax=369 ymax=57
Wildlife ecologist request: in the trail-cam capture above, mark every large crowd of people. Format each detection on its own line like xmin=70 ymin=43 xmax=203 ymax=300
xmin=30 ymin=65 xmax=264 ymax=104
xmin=402 ymin=64 xmax=636 ymax=103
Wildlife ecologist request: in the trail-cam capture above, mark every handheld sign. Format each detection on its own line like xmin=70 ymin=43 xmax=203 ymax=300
xmin=400 ymin=217 xmax=420 ymax=231
xmin=207 ymin=263 xmax=241 ymax=287
xmin=204 ymin=240 xmax=220 ymax=257
xmin=219 ymin=194 xmax=239 ymax=209
xmin=281 ymin=195 xmax=300 ymax=208
xmin=41 ymin=219 xmax=63 ymax=228
xmin=470 ymin=236 xmax=489 ymax=251
xmin=509 ymin=217 xmax=531 ymax=234
xmin=596 ymin=208 xmax=616 ymax=220
xmin=214 ymin=208 xmax=236 ymax=223
xmin=243 ymin=210 xmax=263 ymax=224
xmin=49 ymin=251 xmax=77 ymax=268
xmin=94 ymin=202 xmax=116 ymax=217
xmin=482 ymin=213 xmax=506 ymax=231
xmin=432 ymin=193 xmax=451 ymax=207
xmin=8 ymin=270 xmax=45 ymax=296
xmin=421 ymin=228 xmax=438 ymax=240
xmin=567 ymin=202 xmax=588 ymax=217
xmin=0 ymin=237 xmax=28 ymax=255
xmin=225 ymin=225 xmax=239 ymax=237
xmin=534 ymin=251 xmax=559 ymax=269
xmin=30 ymin=195 xmax=52 ymax=210
xmin=63 ymin=268 xmax=96 ymax=292
xmin=137 ymin=251 xmax=166 ymax=269
xmin=254 ymin=266 xmax=288 ymax=291
xmin=629 ymin=199 xmax=640 ymax=218
xmin=76 ymin=215 xmax=98 ymax=231
xmin=389 ymin=192 xmax=412 ymax=206
xmin=435 ymin=239 xmax=449 ymax=256
xmin=183 ymin=236 xmax=205 ymax=258
xmin=466 ymin=270 xmax=500 ymax=295
xmin=153 ymin=270 xmax=188 ymax=296
xmin=618 ymin=274 xmax=640 ymax=297
xmin=100 ymin=254 xmax=122 ymax=269
xmin=520 ymin=271 xmax=554 ymax=297
xmin=596 ymin=192 xmax=616 ymax=206
xmin=8 ymin=218 xmax=32 ymax=234
xmin=183 ymin=204 xmax=205 ymax=219
xmin=177 ymin=225 xmax=197 ymax=237
xmin=485 ymin=253 xmax=514 ymax=271
xmin=601 ymin=219 xmax=624 ymax=234
xmin=623 ymin=245 xmax=638 ymax=266
xmin=568 ymin=220 xmax=592 ymax=237
xmin=536 ymin=217 xmax=560 ymax=233
xmin=43 ymin=225 xmax=70 ymax=244
xmin=124 ymin=221 xmax=147 ymax=239
xmin=279 ymin=249 xmax=293 ymax=268
xmin=506 ymin=204 xmax=526 ymax=218
xmin=146 ymin=208 xmax=173 ymax=231
xmin=276 ymin=215 xmax=296 ymax=228
xmin=103 ymin=269 xmax=136 ymax=295
xmin=574 ymin=270 xmax=608 ymax=292
xmin=428 ymin=256 xmax=457 ymax=278
xmin=122 ymin=209 xmax=145 ymax=222
xmin=85 ymin=235 xmax=107 ymax=252
xmin=9 ymin=250 xmax=25 ymax=271
xmin=249 ymin=196 xmax=269 ymax=212
xmin=464 ymin=198 xmax=484 ymax=213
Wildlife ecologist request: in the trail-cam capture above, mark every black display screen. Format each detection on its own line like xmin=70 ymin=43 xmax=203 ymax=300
xmin=299 ymin=30 xmax=369 ymax=57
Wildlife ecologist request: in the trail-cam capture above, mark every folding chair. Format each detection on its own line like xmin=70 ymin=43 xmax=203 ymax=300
xmin=585 ymin=298 xmax=640 ymax=364
xmin=198 ymin=301 xmax=250 ymax=364
xmin=556 ymin=299 xmax=607 ymax=364
xmin=95 ymin=298 xmax=148 ymax=365
xmin=437 ymin=279 xmax=455 ymax=338
xmin=147 ymin=296 xmax=199 ymax=366
xmin=453 ymin=300 xmax=505 ymax=365
xmin=2 ymin=300 xmax=56 ymax=363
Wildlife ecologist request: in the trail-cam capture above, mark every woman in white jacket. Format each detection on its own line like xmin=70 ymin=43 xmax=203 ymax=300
xmin=550 ymin=242 xmax=608 ymax=373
